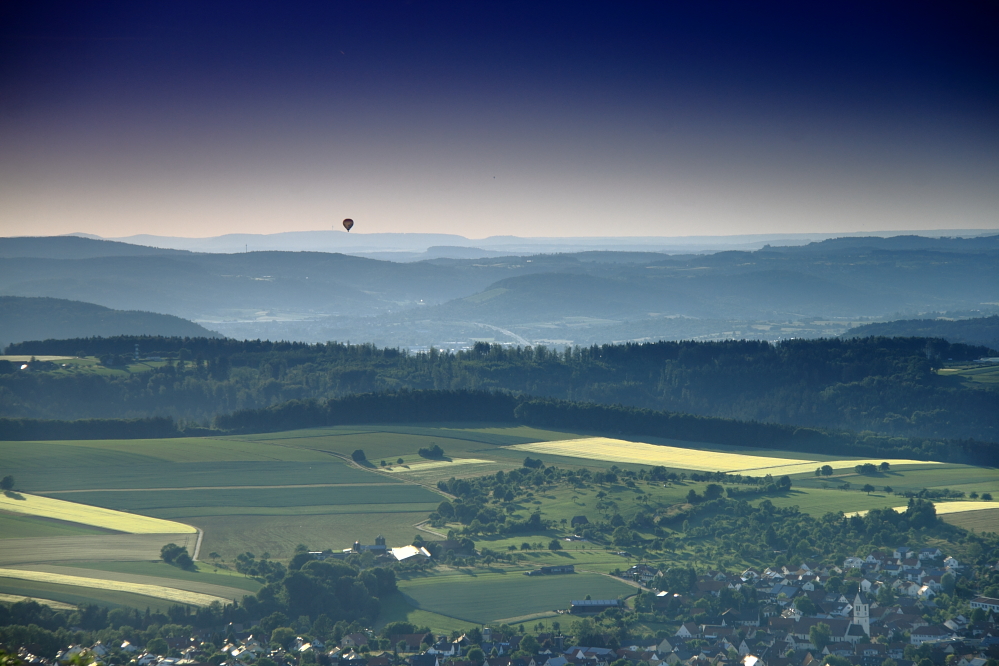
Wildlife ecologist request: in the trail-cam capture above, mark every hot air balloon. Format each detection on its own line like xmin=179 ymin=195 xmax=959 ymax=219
xmin=342 ymin=218 xmax=354 ymax=232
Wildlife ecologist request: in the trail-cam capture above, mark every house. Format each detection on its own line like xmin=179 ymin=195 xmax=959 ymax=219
xmin=343 ymin=633 xmax=370 ymax=649
xmin=626 ymin=564 xmax=662 ymax=584
xmin=844 ymin=557 xmax=865 ymax=569
xmin=675 ymin=623 xmax=700 ymax=639
xmin=944 ymin=557 xmax=960 ymax=569
xmin=391 ymin=634 xmax=433 ymax=652
xmin=893 ymin=547 xmax=912 ymax=560
xmin=910 ymin=626 xmax=953 ymax=645
xmin=919 ymin=548 xmax=942 ymax=561
xmin=970 ymin=597 xmax=999 ymax=613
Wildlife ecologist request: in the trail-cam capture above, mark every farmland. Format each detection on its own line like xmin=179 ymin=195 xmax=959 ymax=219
xmin=395 ymin=569 xmax=636 ymax=624
xmin=941 ymin=508 xmax=999 ymax=532
xmin=509 ymin=437 xmax=941 ymax=475
xmin=0 ymin=492 xmax=196 ymax=534
xmin=0 ymin=568 xmax=229 ymax=606
xmin=1 ymin=422 xmax=996 ymax=618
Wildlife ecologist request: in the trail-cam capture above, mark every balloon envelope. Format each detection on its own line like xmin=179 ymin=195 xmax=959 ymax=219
xmin=342 ymin=218 xmax=354 ymax=232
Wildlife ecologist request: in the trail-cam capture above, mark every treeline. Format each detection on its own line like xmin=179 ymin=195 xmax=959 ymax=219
xmin=8 ymin=389 xmax=988 ymax=466
xmin=2 ymin=335 xmax=996 ymax=442
xmin=0 ymin=416 xmax=183 ymax=440
xmin=216 ymin=391 xmax=998 ymax=465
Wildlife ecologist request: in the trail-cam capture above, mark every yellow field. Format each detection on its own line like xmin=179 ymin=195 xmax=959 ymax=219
xmin=0 ymin=493 xmax=196 ymax=534
xmin=0 ymin=593 xmax=75 ymax=610
xmin=384 ymin=459 xmax=494 ymax=473
xmin=508 ymin=438 xmax=942 ymax=475
xmin=0 ymin=568 xmax=227 ymax=606
xmin=847 ymin=501 xmax=999 ymax=518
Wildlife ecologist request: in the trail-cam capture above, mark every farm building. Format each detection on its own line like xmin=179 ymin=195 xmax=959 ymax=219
xmin=570 ymin=599 xmax=621 ymax=614
xmin=525 ymin=564 xmax=575 ymax=576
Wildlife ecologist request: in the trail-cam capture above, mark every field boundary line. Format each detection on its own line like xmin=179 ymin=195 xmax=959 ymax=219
xmin=37 ymin=482 xmax=403 ymax=494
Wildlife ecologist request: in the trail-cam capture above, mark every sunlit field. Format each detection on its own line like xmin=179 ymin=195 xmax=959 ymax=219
xmin=0 ymin=492 xmax=196 ymax=534
xmin=510 ymin=437 xmax=941 ymax=475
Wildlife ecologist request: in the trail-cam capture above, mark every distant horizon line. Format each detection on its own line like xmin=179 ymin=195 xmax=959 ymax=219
xmin=54 ymin=228 xmax=999 ymax=243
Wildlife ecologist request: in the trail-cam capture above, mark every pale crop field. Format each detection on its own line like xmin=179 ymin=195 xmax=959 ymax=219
xmin=0 ymin=492 xmax=196 ymax=534
xmin=384 ymin=459 xmax=494 ymax=473
xmin=846 ymin=501 xmax=999 ymax=518
xmin=509 ymin=438 xmax=942 ymax=475
xmin=0 ymin=568 xmax=228 ymax=606
xmin=0 ymin=593 xmax=75 ymax=610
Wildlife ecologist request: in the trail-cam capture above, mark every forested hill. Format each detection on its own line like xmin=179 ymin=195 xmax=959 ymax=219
xmin=2 ymin=335 xmax=996 ymax=442
xmin=0 ymin=297 xmax=219 ymax=348
xmin=844 ymin=316 xmax=999 ymax=351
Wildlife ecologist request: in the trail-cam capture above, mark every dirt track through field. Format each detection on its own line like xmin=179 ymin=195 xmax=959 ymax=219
xmin=0 ymin=533 xmax=196 ymax=566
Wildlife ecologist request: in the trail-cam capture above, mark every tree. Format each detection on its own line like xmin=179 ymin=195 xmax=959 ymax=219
xmin=519 ymin=636 xmax=540 ymax=654
xmin=467 ymin=648 xmax=485 ymax=666
xmin=0 ymin=475 xmax=13 ymax=491
xmin=548 ymin=539 xmax=563 ymax=551
xmin=863 ymin=484 xmax=876 ymax=495
xmin=161 ymin=543 xmax=194 ymax=570
xmin=810 ymin=622 xmax=832 ymax=651
xmin=879 ymin=462 xmax=890 ymax=472
xmin=146 ymin=638 xmax=169 ymax=655
xmin=884 ymin=486 xmax=893 ymax=494
xmin=820 ymin=465 xmax=834 ymax=476
xmin=823 ymin=657 xmax=851 ymax=666
xmin=351 ymin=450 xmax=366 ymax=462
xmin=794 ymin=595 xmax=818 ymax=615
xmin=270 ymin=627 xmax=297 ymax=650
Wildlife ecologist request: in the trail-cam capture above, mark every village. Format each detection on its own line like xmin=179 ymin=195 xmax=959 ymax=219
xmin=14 ymin=545 xmax=999 ymax=666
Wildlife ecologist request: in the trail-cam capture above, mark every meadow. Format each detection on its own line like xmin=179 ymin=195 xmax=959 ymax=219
xmin=0 ymin=512 xmax=111 ymax=539
xmin=395 ymin=569 xmax=636 ymax=625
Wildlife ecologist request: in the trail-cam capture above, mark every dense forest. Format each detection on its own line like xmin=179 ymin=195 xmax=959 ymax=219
xmin=3 ymin=335 xmax=996 ymax=442
xmin=844 ymin=315 xmax=999 ymax=350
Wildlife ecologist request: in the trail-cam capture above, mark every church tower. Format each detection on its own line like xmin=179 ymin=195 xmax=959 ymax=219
xmin=853 ymin=591 xmax=871 ymax=636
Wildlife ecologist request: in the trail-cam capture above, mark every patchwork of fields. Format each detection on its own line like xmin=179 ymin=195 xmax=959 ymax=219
xmin=0 ymin=423 xmax=995 ymax=622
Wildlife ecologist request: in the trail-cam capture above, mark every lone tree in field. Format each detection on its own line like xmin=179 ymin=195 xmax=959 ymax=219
xmin=351 ymin=449 xmax=366 ymax=462
xmin=161 ymin=543 xmax=195 ymax=570
xmin=863 ymin=484 xmax=876 ymax=495
xmin=0 ymin=475 xmax=13 ymax=491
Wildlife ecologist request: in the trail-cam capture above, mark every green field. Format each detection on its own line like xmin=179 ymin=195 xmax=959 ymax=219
xmin=0 ymin=512 xmax=112 ymax=539
xmin=52 ymin=485 xmax=440 ymax=512
xmin=939 ymin=508 xmax=999 ymax=533
xmin=40 ymin=561 xmax=264 ymax=593
xmin=396 ymin=569 xmax=636 ymax=624
xmin=197 ymin=512 xmax=440 ymax=561
xmin=0 ymin=576 xmax=190 ymax=613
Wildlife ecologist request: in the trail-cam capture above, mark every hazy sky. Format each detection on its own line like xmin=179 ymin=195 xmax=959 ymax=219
xmin=1 ymin=2 xmax=997 ymax=239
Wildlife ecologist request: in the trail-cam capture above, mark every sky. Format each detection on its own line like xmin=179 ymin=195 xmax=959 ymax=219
xmin=1 ymin=1 xmax=997 ymax=239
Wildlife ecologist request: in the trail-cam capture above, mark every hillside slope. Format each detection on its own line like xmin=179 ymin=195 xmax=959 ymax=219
xmin=0 ymin=297 xmax=219 ymax=349
xmin=844 ymin=316 xmax=999 ymax=351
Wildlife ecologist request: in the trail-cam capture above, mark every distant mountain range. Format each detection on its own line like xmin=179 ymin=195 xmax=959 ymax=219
xmin=0 ymin=296 xmax=218 ymax=350
xmin=65 ymin=228 xmax=999 ymax=257
xmin=1 ymin=234 xmax=998 ymax=347
xmin=844 ymin=316 xmax=999 ymax=352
